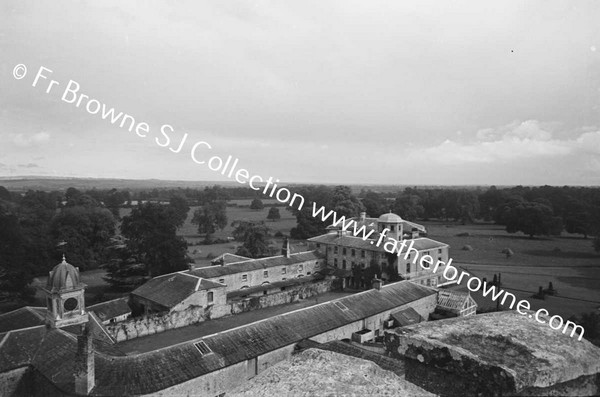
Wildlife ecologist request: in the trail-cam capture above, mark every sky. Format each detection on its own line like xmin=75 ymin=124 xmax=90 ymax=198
xmin=1 ymin=0 xmax=600 ymax=186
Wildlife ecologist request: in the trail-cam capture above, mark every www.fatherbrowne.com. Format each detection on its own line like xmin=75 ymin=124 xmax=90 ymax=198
xmin=311 ymin=203 xmax=586 ymax=341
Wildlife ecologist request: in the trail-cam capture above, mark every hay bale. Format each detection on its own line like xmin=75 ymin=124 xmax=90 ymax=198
xmin=462 ymin=245 xmax=474 ymax=251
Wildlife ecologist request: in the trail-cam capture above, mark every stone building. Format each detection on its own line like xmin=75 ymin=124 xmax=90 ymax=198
xmin=0 ymin=275 xmax=437 ymax=396
xmin=308 ymin=212 xmax=450 ymax=287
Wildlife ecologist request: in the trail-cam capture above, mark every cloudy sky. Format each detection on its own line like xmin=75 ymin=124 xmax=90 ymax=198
xmin=1 ymin=0 xmax=599 ymax=185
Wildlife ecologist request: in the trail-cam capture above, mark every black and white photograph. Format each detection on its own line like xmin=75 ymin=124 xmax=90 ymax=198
xmin=1 ymin=1 xmax=600 ymax=396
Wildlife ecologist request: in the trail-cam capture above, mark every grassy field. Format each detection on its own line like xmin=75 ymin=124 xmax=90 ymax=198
xmin=424 ymin=221 xmax=600 ymax=319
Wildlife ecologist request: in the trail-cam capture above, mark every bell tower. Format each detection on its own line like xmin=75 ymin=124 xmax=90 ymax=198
xmin=42 ymin=255 xmax=88 ymax=328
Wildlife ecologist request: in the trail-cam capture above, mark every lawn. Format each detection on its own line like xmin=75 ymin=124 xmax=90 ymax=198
xmin=424 ymin=221 xmax=600 ymax=319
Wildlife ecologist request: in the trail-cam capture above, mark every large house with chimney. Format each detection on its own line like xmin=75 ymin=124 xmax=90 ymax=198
xmin=308 ymin=211 xmax=451 ymax=288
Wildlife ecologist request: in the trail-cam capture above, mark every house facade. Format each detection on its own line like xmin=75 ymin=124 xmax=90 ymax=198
xmin=308 ymin=212 xmax=450 ymax=287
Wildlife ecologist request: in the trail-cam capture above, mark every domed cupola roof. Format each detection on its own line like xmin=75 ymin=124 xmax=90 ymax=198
xmin=378 ymin=211 xmax=403 ymax=223
xmin=46 ymin=255 xmax=82 ymax=292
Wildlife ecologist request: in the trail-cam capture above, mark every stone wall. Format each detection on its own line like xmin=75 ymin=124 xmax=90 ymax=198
xmin=105 ymin=305 xmax=208 ymax=342
xmin=230 ymin=279 xmax=337 ymax=315
xmin=106 ymin=279 xmax=339 ymax=342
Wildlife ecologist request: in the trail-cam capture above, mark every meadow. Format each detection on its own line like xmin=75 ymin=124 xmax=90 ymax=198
xmin=424 ymin=221 xmax=600 ymax=319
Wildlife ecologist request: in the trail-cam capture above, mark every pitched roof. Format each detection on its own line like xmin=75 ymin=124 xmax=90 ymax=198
xmin=13 ymin=280 xmax=433 ymax=395
xmin=437 ymin=290 xmax=474 ymax=311
xmin=189 ymin=251 xmax=322 ymax=279
xmin=88 ymin=297 xmax=131 ymax=322
xmin=0 ymin=325 xmax=47 ymax=372
xmin=210 ymin=253 xmax=251 ymax=266
xmin=391 ymin=307 xmax=422 ymax=327
xmin=308 ymin=234 xmax=447 ymax=253
xmin=0 ymin=306 xmax=46 ymax=333
xmin=227 ymin=273 xmax=325 ymax=299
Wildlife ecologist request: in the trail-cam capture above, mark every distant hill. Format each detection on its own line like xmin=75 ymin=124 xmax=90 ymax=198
xmin=0 ymin=176 xmax=240 ymax=192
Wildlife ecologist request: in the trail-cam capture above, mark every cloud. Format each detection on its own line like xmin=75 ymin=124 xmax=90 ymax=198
xmin=18 ymin=163 xmax=39 ymax=168
xmin=9 ymin=132 xmax=51 ymax=147
xmin=411 ymin=120 xmax=599 ymax=165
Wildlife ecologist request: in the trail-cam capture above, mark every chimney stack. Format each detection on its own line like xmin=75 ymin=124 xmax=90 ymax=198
xmin=360 ymin=212 xmax=366 ymax=221
xmin=282 ymin=238 xmax=291 ymax=258
xmin=74 ymin=325 xmax=95 ymax=395
xmin=372 ymin=278 xmax=383 ymax=291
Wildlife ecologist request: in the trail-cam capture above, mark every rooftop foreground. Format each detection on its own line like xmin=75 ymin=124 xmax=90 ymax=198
xmin=229 ymin=348 xmax=435 ymax=396
xmin=385 ymin=310 xmax=600 ymax=396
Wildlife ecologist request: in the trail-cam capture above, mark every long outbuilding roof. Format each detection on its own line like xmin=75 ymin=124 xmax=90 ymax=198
xmin=0 ymin=280 xmax=436 ymax=395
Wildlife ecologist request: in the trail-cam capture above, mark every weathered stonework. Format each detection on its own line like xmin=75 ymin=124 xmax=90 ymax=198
xmin=385 ymin=311 xmax=600 ymax=396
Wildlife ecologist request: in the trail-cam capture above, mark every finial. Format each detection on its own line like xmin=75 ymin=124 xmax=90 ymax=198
xmin=62 ymin=254 xmax=66 ymax=263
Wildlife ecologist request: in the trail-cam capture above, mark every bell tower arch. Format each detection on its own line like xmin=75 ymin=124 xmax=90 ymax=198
xmin=42 ymin=255 xmax=88 ymax=328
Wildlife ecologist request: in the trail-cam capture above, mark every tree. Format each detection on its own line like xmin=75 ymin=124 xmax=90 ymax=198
xmin=0 ymin=186 xmax=11 ymax=202
xmin=267 ymin=207 xmax=281 ymax=221
xmin=192 ymin=201 xmax=227 ymax=237
xmin=51 ymin=205 xmax=116 ymax=269
xmin=290 ymin=185 xmax=333 ymax=239
xmin=504 ymin=201 xmax=563 ymax=238
xmin=103 ymin=189 xmax=128 ymax=219
xmin=361 ymin=191 xmax=388 ymax=218
xmin=121 ymin=203 xmax=189 ymax=277
xmin=102 ymin=236 xmax=148 ymax=290
xmin=232 ymin=221 xmax=272 ymax=258
xmin=393 ymin=192 xmax=424 ymax=221
xmin=250 ymin=198 xmax=264 ymax=210
xmin=168 ymin=195 xmax=190 ymax=228
xmin=331 ymin=185 xmax=364 ymax=218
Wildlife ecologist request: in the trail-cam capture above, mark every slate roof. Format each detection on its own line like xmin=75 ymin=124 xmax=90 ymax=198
xmin=391 ymin=307 xmax=422 ymax=327
xmin=189 ymin=251 xmax=323 ymax=279
xmin=308 ymin=234 xmax=447 ymax=253
xmin=1 ymin=280 xmax=434 ymax=395
xmin=227 ymin=273 xmax=325 ymax=299
xmin=88 ymin=297 xmax=131 ymax=322
xmin=0 ymin=306 xmax=46 ymax=333
xmin=131 ymin=272 xmax=225 ymax=310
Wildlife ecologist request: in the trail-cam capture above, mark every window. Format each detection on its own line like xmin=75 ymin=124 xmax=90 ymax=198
xmin=207 ymin=291 xmax=214 ymax=304
xmin=264 ymin=270 xmax=269 ymax=278
xmin=334 ymin=258 xmax=338 ymax=267
xmin=299 ymin=264 xmax=303 ymax=272
xmin=282 ymin=268 xmax=286 ymax=275
xmin=361 ymin=250 xmax=365 ymax=258
xmin=334 ymin=246 xmax=338 ymax=254
xmin=242 ymin=274 xmax=248 ymax=282
xmin=390 ymin=225 xmax=395 ymax=232
xmin=342 ymin=259 xmax=346 ymax=269
xmin=307 ymin=271 xmax=311 ymax=275
xmin=343 ymin=248 xmax=347 ymax=255
xmin=426 ymin=279 xmax=431 ymax=286
xmin=194 ymin=340 xmax=212 ymax=356
xmin=351 ymin=249 xmax=356 ymax=257
xmin=219 ymin=278 xmax=225 ymax=284
xmin=438 ymin=248 xmax=442 ymax=254
xmin=316 ymin=243 xmax=321 ymax=248
xmin=407 ymin=262 xmax=411 ymax=273
xmin=362 ymin=263 xmax=366 ymax=269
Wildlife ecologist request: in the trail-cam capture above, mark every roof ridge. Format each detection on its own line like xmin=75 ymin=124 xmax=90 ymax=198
xmin=26 ymin=306 xmax=47 ymax=321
